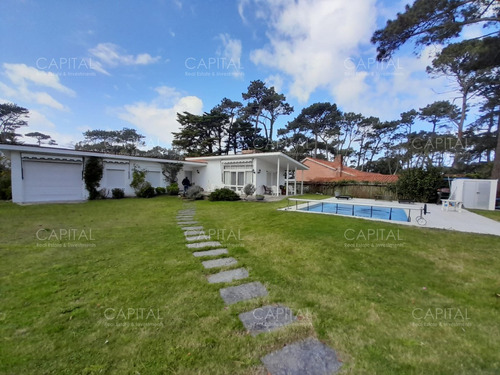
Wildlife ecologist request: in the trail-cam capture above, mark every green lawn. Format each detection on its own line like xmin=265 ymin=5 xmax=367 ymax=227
xmin=1 ymin=196 xmax=499 ymax=374
xmin=471 ymin=209 xmax=500 ymax=222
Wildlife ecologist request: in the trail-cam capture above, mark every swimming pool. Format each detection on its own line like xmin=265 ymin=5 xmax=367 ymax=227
xmin=297 ymin=202 xmax=409 ymax=222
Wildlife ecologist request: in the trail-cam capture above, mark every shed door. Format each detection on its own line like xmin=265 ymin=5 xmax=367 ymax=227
xmin=23 ymin=161 xmax=83 ymax=202
xmin=463 ymin=181 xmax=491 ymax=210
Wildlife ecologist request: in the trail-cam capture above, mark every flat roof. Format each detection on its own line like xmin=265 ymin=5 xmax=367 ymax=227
xmin=186 ymin=152 xmax=308 ymax=170
xmin=0 ymin=144 xmax=206 ymax=167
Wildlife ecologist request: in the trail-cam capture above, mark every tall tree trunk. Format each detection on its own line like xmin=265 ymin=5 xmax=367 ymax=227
xmin=491 ymin=113 xmax=500 ymax=194
xmin=453 ymin=92 xmax=468 ymax=169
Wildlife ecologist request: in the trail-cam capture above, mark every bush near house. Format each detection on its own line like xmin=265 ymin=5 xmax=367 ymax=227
xmin=167 ymin=183 xmax=180 ymax=196
xmin=137 ymin=183 xmax=156 ymax=198
xmin=155 ymin=187 xmax=166 ymax=195
xmin=111 ymin=188 xmax=125 ymax=199
xmin=130 ymin=167 xmax=155 ymax=198
xmin=0 ymin=169 xmax=11 ymax=200
xmin=208 ymin=188 xmax=241 ymax=201
xmin=185 ymin=185 xmax=203 ymax=200
xmin=84 ymin=157 xmax=104 ymax=200
xmin=243 ymin=183 xmax=255 ymax=197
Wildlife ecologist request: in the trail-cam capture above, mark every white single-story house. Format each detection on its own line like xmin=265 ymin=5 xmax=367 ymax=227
xmin=0 ymin=145 xmax=307 ymax=204
xmin=185 ymin=150 xmax=308 ymax=196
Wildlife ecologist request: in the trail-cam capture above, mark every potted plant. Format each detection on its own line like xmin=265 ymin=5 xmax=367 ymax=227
xmin=255 ymin=194 xmax=265 ymax=201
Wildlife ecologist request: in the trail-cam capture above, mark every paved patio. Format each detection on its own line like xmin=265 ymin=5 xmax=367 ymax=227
xmin=283 ymin=197 xmax=500 ymax=237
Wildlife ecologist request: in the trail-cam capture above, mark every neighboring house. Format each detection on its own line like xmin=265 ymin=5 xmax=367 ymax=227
xmin=0 ymin=145 xmax=308 ymax=203
xmin=186 ymin=150 xmax=308 ymax=196
xmin=298 ymin=156 xmax=399 ymax=184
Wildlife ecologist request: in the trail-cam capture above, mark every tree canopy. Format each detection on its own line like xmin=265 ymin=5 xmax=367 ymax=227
xmin=371 ymin=0 xmax=499 ymax=62
xmin=0 ymin=103 xmax=29 ymax=144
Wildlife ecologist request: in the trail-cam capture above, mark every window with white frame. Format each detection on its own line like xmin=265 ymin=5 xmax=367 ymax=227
xmin=222 ymin=161 xmax=253 ymax=191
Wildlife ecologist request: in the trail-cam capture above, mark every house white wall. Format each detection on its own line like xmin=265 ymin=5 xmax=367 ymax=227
xmin=1 ymin=145 xmax=205 ymax=203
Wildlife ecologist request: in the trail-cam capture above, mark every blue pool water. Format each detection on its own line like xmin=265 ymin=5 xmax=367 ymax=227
xmin=298 ymin=202 xmax=408 ymax=222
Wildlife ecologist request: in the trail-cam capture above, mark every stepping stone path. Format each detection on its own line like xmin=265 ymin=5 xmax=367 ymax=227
xmin=193 ymin=248 xmax=228 ymax=257
xmin=181 ymin=226 xmax=204 ymax=231
xmin=184 ymin=230 xmax=205 ymax=236
xmin=202 ymin=257 xmax=237 ymax=269
xmin=186 ymin=235 xmax=211 ymax=242
xmin=219 ymin=282 xmax=268 ymax=305
xmin=239 ymin=305 xmax=297 ymax=336
xmin=207 ymin=267 xmax=248 ymax=284
xmin=176 ymin=206 xmax=342 ymax=374
xmin=261 ymin=338 xmax=342 ymax=375
xmin=186 ymin=241 xmax=222 ymax=249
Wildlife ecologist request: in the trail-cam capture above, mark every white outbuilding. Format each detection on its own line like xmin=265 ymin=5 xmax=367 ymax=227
xmin=449 ymin=178 xmax=498 ymax=211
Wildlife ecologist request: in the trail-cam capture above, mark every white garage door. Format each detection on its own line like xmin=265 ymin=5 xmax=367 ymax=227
xmin=23 ymin=161 xmax=83 ymax=202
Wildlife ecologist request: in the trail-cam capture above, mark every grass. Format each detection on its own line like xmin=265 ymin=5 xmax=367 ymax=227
xmin=471 ymin=209 xmax=500 ymax=222
xmin=1 ymin=196 xmax=499 ymax=374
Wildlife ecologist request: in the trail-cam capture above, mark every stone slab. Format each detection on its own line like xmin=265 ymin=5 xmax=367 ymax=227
xmin=178 ymin=210 xmax=195 ymax=214
xmin=202 ymin=257 xmax=237 ymax=269
xmin=261 ymin=338 xmax=342 ymax=375
xmin=186 ymin=235 xmax=211 ymax=242
xmin=186 ymin=241 xmax=222 ymax=249
xmin=239 ymin=305 xmax=296 ymax=336
xmin=177 ymin=216 xmax=194 ymax=220
xmin=181 ymin=226 xmax=204 ymax=231
xmin=219 ymin=281 xmax=268 ymax=305
xmin=178 ymin=221 xmax=198 ymax=225
xmin=184 ymin=230 xmax=205 ymax=236
xmin=207 ymin=267 xmax=248 ymax=284
xmin=192 ymin=248 xmax=228 ymax=257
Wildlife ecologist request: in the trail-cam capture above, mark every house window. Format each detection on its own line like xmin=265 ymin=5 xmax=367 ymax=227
xmin=222 ymin=162 xmax=253 ymax=191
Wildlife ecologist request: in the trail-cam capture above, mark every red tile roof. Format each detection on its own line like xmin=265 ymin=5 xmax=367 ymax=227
xmin=299 ymin=157 xmax=398 ymax=184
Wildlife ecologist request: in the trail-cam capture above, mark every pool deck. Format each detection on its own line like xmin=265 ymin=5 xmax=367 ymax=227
xmin=283 ymin=197 xmax=500 ymax=237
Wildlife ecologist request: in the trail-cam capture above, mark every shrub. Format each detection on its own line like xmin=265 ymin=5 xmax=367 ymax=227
xmin=167 ymin=183 xmax=180 ymax=196
xmin=243 ymin=183 xmax=255 ymax=197
xmin=0 ymin=170 xmax=12 ymax=200
xmin=130 ymin=167 xmax=155 ymax=198
xmin=137 ymin=182 xmax=156 ymax=198
xmin=130 ymin=167 xmax=147 ymax=192
xmin=84 ymin=157 xmax=103 ymax=200
xmin=112 ymin=188 xmax=125 ymax=199
xmin=186 ymin=185 xmax=204 ymax=200
xmin=394 ymin=167 xmax=443 ymax=203
xmin=155 ymin=187 xmax=166 ymax=195
xmin=208 ymin=188 xmax=241 ymax=201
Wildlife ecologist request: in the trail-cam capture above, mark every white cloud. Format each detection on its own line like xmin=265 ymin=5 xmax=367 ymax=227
xmin=3 ymin=63 xmax=75 ymax=96
xmin=238 ymin=0 xmax=250 ymax=23
xmin=265 ymin=74 xmax=284 ymax=93
xmin=335 ymin=46 xmax=454 ymax=120
xmin=217 ymin=34 xmax=244 ymax=79
xmin=0 ymin=63 xmax=75 ymax=110
xmin=20 ymin=110 xmax=79 ymax=148
xmin=117 ymin=86 xmax=203 ymax=147
xmin=89 ymin=43 xmax=161 ymax=70
xmin=249 ymin=0 xmax=378 ymax=103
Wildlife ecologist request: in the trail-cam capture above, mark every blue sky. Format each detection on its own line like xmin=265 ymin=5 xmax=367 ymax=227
xmin=0 ymin=0 xmax=470 ymax=149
